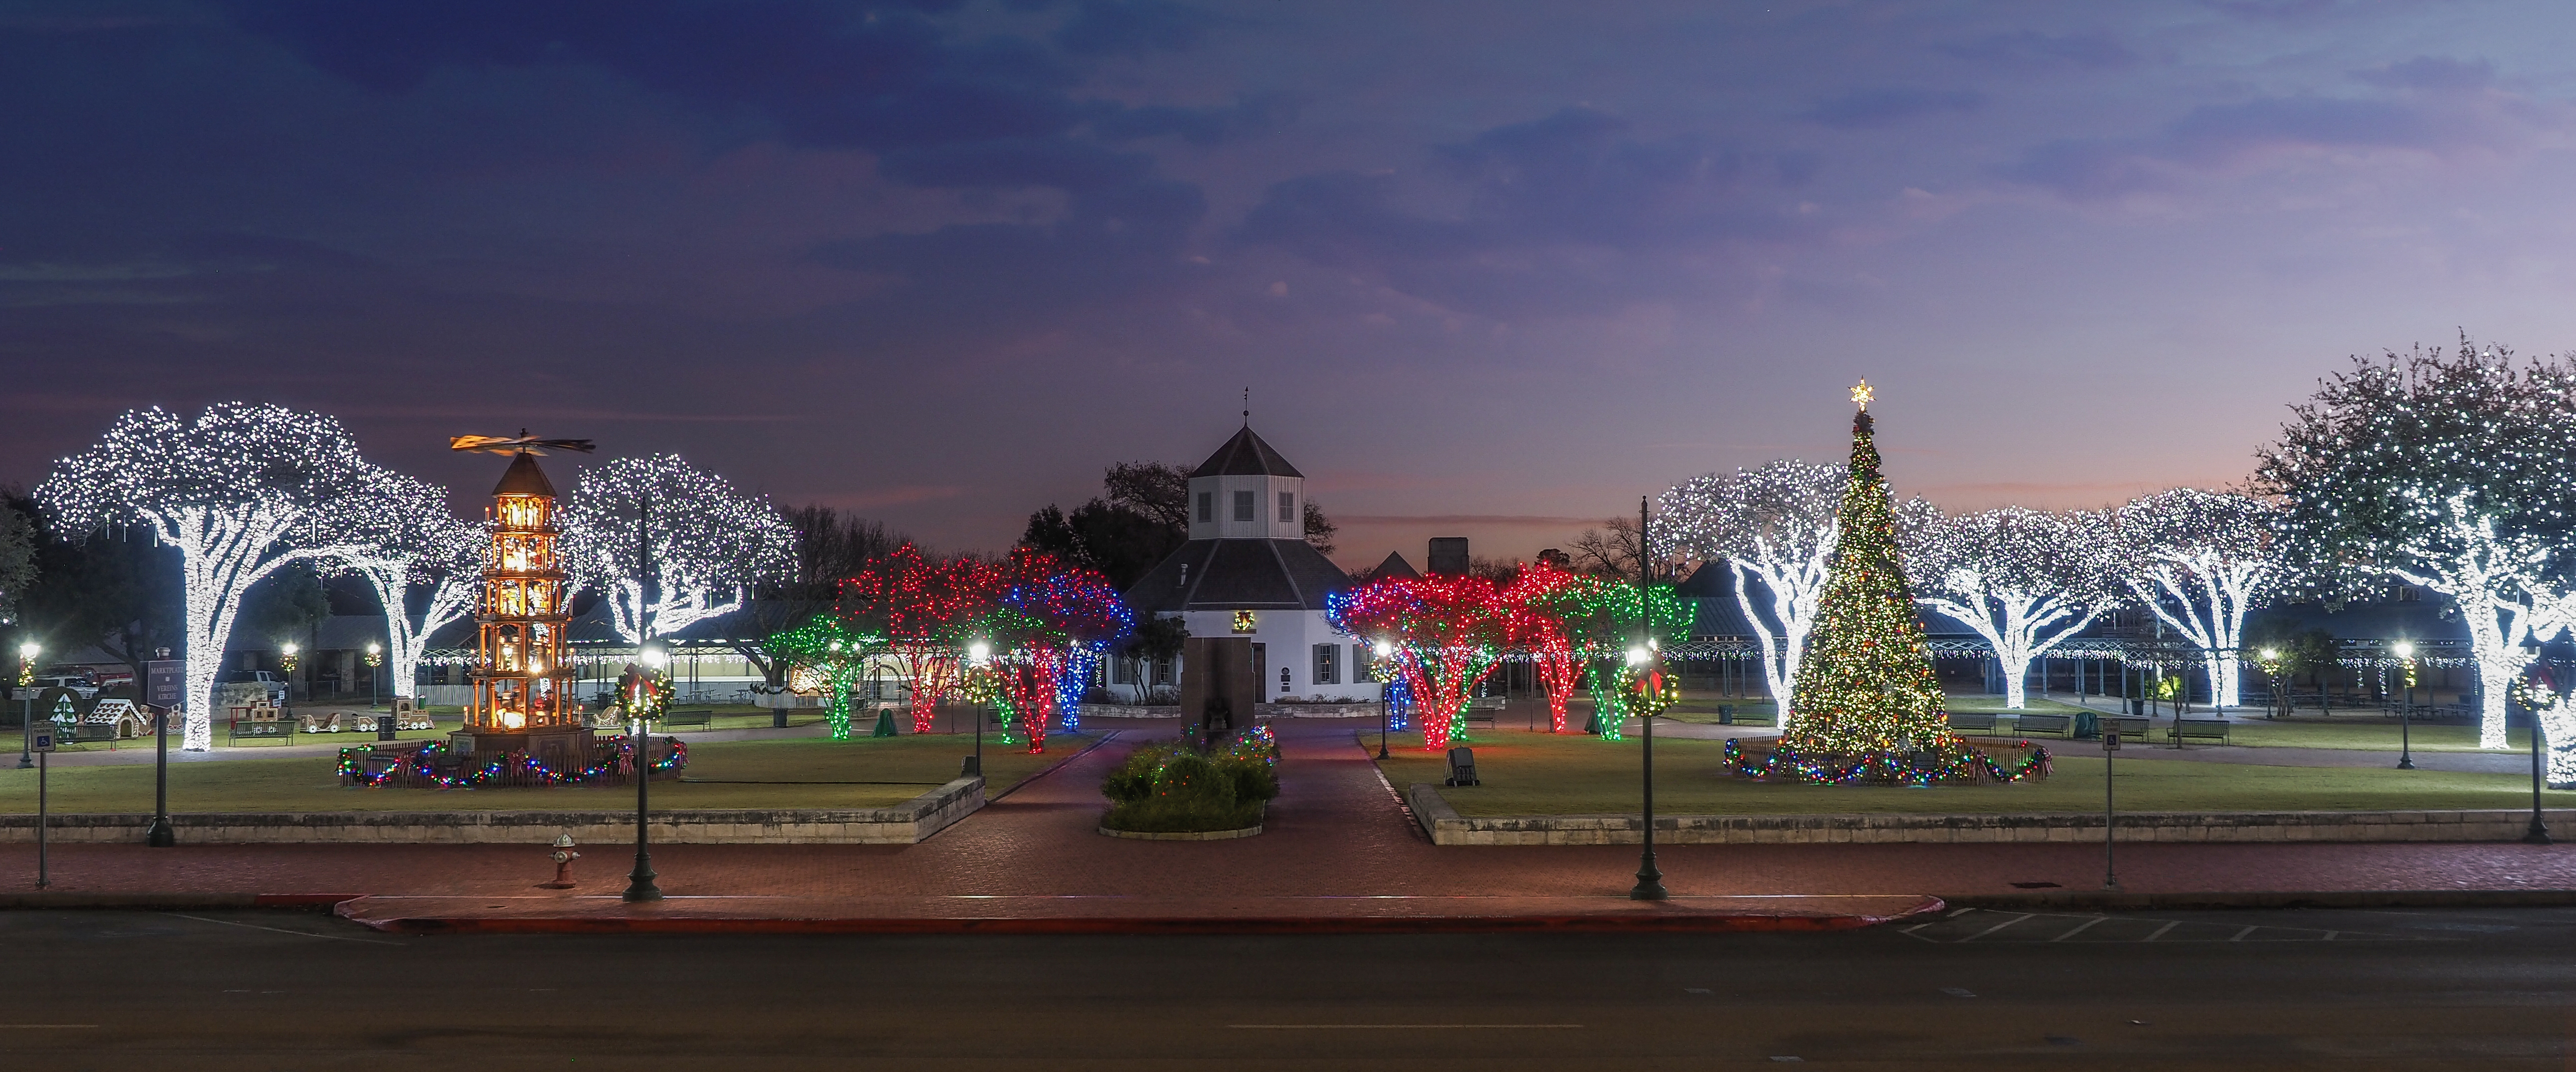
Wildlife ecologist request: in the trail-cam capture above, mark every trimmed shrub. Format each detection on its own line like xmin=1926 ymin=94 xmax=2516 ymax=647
xmin=1101 ymin=729 xmax=1280 ymax=833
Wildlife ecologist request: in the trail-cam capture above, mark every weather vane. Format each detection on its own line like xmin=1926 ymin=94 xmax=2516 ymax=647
xmin=449 ymin=429 xmax=597 ymax=456
xmin=1850 ymin=380 xmax=1874 ymax=412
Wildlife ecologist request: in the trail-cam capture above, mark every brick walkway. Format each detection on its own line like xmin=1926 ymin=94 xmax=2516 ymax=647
xmin=4 ymin=718 xmax=2575 ymax=931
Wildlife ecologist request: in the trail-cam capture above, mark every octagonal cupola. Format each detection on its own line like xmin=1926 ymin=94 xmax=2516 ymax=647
xmin=1187 ymin=424 xmax=1304 ymax=541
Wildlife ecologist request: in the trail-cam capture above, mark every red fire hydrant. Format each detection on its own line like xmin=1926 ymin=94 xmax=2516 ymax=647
xmin=539 ymin=832 xmax=580 ymax=889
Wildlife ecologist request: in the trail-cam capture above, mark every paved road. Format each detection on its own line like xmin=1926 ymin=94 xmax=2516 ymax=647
xmin=1 ymin=905 xmax=2568 ymax=1068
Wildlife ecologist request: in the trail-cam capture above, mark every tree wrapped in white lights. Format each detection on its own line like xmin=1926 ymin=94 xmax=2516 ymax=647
xmin=35 ymin=404 xmax=367 ymax=748
xmin=1652 ymin=461 xmax=1843 ymax=718
xmin=561 ymin=454 xmax=795 ymax=644
xmin=1910 ymin=507 xmax=2119 ymax=710
xmin=2111 ymin=489 xmax=2284 ymax=710
xmin=324 ymin=466 xmax=481 ymax=703
xmin=2256 ymin=338 xmax=2576 ymax=749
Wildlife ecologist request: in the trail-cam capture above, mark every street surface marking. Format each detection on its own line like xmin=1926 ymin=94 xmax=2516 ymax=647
xmin=165 ymin=913 xmax=403 ymax=946
xmin=1230 ymin=1024 xmax=1583 ymax=1029
xmin=2142 ymin=921 xmax=2182 ymax=942
xmin=1960 ymin=912 xmax=2033 ymax=942
xmin=2050 ymin=917 xmax=2107 ymax=942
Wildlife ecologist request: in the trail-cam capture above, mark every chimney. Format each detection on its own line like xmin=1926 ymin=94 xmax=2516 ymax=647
xmin=1427 ymin=537 xmax=1469 ymax=576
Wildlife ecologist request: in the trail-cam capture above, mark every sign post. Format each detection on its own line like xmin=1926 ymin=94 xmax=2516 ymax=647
xmin=30 ymin=725 xmax=53 ymax=890
xmin=2102 ymin=729 xmax=2121 ymax=893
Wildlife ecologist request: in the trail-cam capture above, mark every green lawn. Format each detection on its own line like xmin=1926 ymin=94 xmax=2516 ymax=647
xmin=0 ymin=732 xmax=1091 ymax=814
xmin=1375 ymin=729 xmax=2576 ymax=817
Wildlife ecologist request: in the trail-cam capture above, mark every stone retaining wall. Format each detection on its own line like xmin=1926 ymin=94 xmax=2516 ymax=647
xmin=1406 ymin=784 xmax=2576 ymax=845
xmin=0 ymin=778 xmax=985 ymax=845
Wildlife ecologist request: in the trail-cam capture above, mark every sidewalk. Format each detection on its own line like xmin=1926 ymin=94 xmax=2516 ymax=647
xmin=2 ymin=719 xmax=2573 ymax=933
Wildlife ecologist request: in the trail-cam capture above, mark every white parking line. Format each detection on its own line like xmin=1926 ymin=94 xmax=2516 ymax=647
xmin=2229 ymin=925 xmax=2259 ymax=942
xmin=2142 ymin=921 xmax=2182 ymax=942
xmin=2050 ymin=916 xmax=2108 ymax=942
xmin=1960 ymin=913 xmax=2034 ymax=942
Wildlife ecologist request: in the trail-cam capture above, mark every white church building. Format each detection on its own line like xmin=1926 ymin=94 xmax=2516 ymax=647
xmin=1116 ymin=424 xmax=1384 ymax=704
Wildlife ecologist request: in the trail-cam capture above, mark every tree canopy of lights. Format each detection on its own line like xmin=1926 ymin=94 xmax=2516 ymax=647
xmin=35 ymin=404 xmax=369 ymax=749
xmin=769 ymin=614 xmax=886 ymax=741
xmin=1780 ymin=405 xmax=1954 ymax=756
xmin=320 ymin=465 xmax=482 ymax=704
xmin=560 ymin=454 xmax=795 ymax=646
xmin=2255 ymin=337 xmax=2576 ymax=748
xmin=994 ymin=547 xmax=1132 ymax=739
xmin=2111 ymin=488 xmax=2285 ymax=710
xmin=1652 ymin=460 xmax=1845 ymax=720
xmin=1910 ymin=506 xmax=2120 ymax=711
xmin=1518 ymin=565 xmax=1689 ymax=741
xmin=835 ymin=543 xmax=1000 ymax=734
xmin=1329 ymin=573 xmax=1526 ymax=750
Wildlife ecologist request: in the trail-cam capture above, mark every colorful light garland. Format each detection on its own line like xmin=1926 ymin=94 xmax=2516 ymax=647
xmin=337 ymin=735 xmax=687 ymax=789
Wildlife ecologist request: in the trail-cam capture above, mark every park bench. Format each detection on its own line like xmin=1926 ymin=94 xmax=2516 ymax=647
xmin=1463 ymin=696 xmax=1504 ymax=730
xmin=1445 ymin=746 xmax=1480 ymax=787
xmin=1944 ymin=712 xmax=2000 ymax=735
xmin=662 ymin=708 xmax=716 ymax=730
xmin=2012 ymin=713 xmax=2075 ymax=739
xmin=227 ymin=709 xmax=297 ymax=745
xmin=2167 ymin=719 xmax=2232 ymax=745
xmin=1720 ymin=705 xmax=1778 ymax=727
xmin=2106 ymin=715 xmax=2151 ymax=741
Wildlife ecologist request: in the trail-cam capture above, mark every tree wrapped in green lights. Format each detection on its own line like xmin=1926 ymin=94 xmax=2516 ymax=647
xmin=769 ymin=615 xmax=885 ymax=740
xmin=1729 ymin=386 xmax=2047 ymax=784
xmin=1524 ymin=569 xmax=1689 ymax=741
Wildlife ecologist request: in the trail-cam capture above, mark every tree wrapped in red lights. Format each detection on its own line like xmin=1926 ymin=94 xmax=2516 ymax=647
xmin=1328 ymin=574 xmax=1523 ymax=750
xmin=835 ymin=544 xmax=1000 ymax=733
xmin=971 ymin=548 xmax=1135 ymax=752
xmin=1506 ymin=564 xmax=1586 ymax=733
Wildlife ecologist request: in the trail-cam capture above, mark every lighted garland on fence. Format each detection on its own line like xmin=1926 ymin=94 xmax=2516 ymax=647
xmin=337 ymin=736 xmax=688 ymax=788
xmin=1721 ymin=735 xmax=2050 ymax=785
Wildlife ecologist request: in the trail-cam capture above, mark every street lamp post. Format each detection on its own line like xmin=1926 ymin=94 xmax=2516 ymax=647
xmin=17 ymin=641 xmax=37 ymax=769
xmin=624 ymin=645 xmax=666 ymax=904
xmin=2258 ymin=647 xmax=2283 ymax=721
xmin=1629 ymin=495 xmax=1667 ymax=903
xmin=2521 ymin=634 xmax=2555 ymax=845
xmin=366 ymin=642 xmax=384 ymax=707
xmin=965 ymin=641 xmax=990 ymax=777
xmin=2392 ymin=641 xmax=2417 ymax=771
xmin=1374 ymin=640 xmax=1393 ymax=760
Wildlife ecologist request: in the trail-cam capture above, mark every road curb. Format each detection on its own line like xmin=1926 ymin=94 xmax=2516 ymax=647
xmin=0 ymin=892 xmax=357 ymax=910
xmin=339 ymin=907 xmax=1938 ymax=936
xmin=1940 ymin=889 xmax=2576 ymax=911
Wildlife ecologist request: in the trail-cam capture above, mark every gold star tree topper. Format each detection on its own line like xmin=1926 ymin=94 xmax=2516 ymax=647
xmin=1850 ymin=379 xmax=1874 ymax=412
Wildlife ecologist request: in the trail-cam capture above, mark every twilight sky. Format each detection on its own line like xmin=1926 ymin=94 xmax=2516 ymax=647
xmin=6 ymin=0 xmax=2576 ymax=570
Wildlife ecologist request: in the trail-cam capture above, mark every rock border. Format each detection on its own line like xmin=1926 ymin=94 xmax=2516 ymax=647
xmin=1406 ymin=784 xmax=2576 ymax=846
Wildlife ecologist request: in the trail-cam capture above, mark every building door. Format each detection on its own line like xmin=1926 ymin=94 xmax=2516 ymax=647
xmin=1251 ymin=644 xmax=1265 ymax=701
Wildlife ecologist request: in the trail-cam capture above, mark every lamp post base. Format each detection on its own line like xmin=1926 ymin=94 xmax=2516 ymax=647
xmin=146 ymin=820 xmax=175 ymax=847
xmin=2524 ymin=821 xmax=2552 ymax=846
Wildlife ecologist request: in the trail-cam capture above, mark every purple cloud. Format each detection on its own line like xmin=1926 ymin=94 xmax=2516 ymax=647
xmin=1804 ymin=87 xmax=1985 ymax=130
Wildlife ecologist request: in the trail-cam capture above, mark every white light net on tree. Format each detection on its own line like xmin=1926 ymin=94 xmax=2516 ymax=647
xmin=321 ymin=465 xmax=482 ymax=702
xmin=2111 ymin=489 xmax=2284 ymax=710
xmin=561 ymin=454 xmax=794 ymax=645
xmin=36 ymin=404 xmax=368 ymax=749
xmin=1910 ymin=506 xmax=2118 ymax=710
xmin=1653 ymin=461 xmax=1844 ymax=721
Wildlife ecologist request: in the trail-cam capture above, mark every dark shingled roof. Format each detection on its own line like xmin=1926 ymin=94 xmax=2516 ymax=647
xmin=1370 ymin=551 xmax=1418 ymax=579
xmin=492 ymin=451 xmax=557 ymax=497
xmin=1124 ymin=539 xmax=1353 ymax=613
xmin=1189 ymin=426 xmax=1303 ymax=478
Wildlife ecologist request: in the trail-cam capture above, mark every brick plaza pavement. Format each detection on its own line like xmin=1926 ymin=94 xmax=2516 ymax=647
xmin=3 ymin=718 xmax=2574 ymax=931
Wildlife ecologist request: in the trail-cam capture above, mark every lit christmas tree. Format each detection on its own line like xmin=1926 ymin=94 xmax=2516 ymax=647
xmin=1724 ymin=384 xmax=2045 ymax=784
xmin=1780 ymin=381 xmax=1950 ymax=754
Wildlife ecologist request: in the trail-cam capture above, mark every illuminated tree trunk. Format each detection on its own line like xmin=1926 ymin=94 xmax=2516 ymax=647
xmin=1532 ymin=643 xmax=1579 ymax=733
xmin=893 ymin=644 xmax=961 ymax=734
